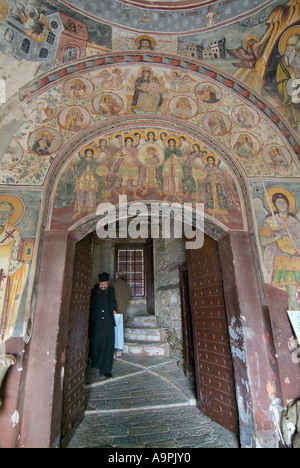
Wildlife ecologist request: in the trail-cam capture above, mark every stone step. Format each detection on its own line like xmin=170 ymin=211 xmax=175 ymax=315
xmin=125 ymin=327 xmax=165 ymax=343
xmin=124 ymin=341 xmax=170 ymax=358
xmin=126 ymin=315 xmax=158 ymax=329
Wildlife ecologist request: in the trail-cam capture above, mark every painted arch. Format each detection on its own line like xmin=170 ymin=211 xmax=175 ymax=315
xmin=0 ymin=54 xmax=300 ymax=342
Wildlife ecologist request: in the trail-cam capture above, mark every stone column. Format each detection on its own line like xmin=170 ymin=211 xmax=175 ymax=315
xmin=19 ymin=231 xmax=77 ymax=448
xmin=219 ymin=231 xmax=282 ymax=448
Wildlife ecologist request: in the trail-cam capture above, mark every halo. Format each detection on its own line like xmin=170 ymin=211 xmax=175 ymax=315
xmin=80 ymin=145 xmax=97 ymax=159
xmin=190 ymin=141 xmax=204 ymax=152
xmin=97 ymin=136 xmax=109 ymax=146
xmin=145 ymin=128 xmax=159 ymax=141
xmin=203 ymin=153 xmax=218 ymax=165
xmin=178 ymin=134 xmax=190 ymax=143
xmin=132 ymin=130 xmax=145 ymax=140
xmin=138 ymin=67 xmax=154 ymax=78
xmin=37 ymin=130 xmax=52 ymax=140
xmin=123 ymin=134 xmax=137 ymax=146
xmin=265 ymin=186 xmax=297 ymax=214
xmin=243 ymin=34 xmax=259 ymax=50
xmin=165 ymin=135 xmax=180 ymax=147
xmin=101 ymin=94 xmax=113 ymax=102
xmin=0 ymin=195 xmax=25 ymax=224
xmin=279 ymin=26 xmax=300 ymax=56
xmin=239 ymin=133 xmax=252 ymax=143
xmin=71 ymin=78 xmax=84 ymax=87
xmin=135 ymin=35 xmax=156 ymax=49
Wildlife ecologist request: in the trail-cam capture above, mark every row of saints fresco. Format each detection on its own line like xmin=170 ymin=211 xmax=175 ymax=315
xmin=52 ymin=128 xmax=242 ymax=228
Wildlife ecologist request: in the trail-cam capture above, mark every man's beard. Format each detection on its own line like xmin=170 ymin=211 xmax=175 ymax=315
xmin=285 ymin=49 xmax=297 ymax=68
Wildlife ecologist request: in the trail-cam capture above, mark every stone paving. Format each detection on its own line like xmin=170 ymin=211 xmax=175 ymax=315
xmin=67 ymin=354 xmax=240 ymax=449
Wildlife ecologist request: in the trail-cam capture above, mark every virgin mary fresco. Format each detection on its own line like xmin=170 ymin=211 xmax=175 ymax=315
xmin=131 ymin=68 xmax=163 ymax=114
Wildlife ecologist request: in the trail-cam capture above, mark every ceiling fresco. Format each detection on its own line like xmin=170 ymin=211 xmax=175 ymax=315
xmin=4 ymin=63 xmax=298 ymax=190
xmin=0 ymin=0 xmax=299 ymax=140
xmin=57 ymin=0 xmax=274 ymax=33
xmin=116 ymin=0 xmax=220 ymax=9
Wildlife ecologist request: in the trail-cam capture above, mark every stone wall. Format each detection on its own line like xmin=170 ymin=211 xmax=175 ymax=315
xmin=153 ymin=237 xmax=186 ymax=365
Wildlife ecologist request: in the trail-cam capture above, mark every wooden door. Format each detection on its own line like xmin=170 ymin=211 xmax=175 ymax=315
xmin=187 ymin=235 xmax=239 ymax=435
xmin=60 ymin=235 xmax=94 ymax=448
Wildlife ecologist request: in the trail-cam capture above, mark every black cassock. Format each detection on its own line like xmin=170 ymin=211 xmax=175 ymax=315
xmin=89 ymin=285 xmax=117 ymax=375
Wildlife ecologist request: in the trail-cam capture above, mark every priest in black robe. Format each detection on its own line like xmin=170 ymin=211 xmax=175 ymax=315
xmin=89 ymin=273 xmax=117 ymax=378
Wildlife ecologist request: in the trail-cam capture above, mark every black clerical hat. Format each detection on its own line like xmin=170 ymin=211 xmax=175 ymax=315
xmin=98 ymin=272 xmax=110 ymax=282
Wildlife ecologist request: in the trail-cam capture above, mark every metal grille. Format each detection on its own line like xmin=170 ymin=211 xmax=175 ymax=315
xmin=117 ymin=248 xmax=145 ymax=297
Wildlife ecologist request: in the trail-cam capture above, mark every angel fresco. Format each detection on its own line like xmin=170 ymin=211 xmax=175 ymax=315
xmin=97 ymin=68 xmax=125 ymax=91
xmin=158 ymin=137 xmax=185 ymax=204
xmin=110 ymin=136 xmax=144 ymax=199
xmin=202 ymin=154 xmax=229 ymax=223
xmin=259 ymin=186 xmax=300 ymax=310
xmin=203 ymin=6 xmax=219 ymax=28
xmin=227 ymin=35 xmax=267 ymax=70
xmin=54 ymin=146 xmax=104 ymax=219
xmin=163 ymin=71 xmax=195 ymax=94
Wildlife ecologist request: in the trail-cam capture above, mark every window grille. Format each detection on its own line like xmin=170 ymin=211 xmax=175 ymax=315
xmin=117 ymin=248 xmax=145 ymax=298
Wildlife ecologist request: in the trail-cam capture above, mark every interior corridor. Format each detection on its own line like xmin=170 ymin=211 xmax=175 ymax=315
xmin=67 ymin=354 xmax=240 ymax=449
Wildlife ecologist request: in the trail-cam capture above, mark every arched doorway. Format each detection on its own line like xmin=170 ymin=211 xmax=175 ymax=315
xmin=15 ymin=55 xmax=289 ymax=448
xmin=19 ymin=206 xmax=280 ymax=449
xmin=59 ymin=226 xmax=241 ymax=448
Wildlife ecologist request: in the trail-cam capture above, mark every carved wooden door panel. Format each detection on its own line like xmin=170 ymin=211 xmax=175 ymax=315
xmin=187 ymin=235 xmax=239 ymax=435
xmin=60 ymin=235 xmax=94 ymax=448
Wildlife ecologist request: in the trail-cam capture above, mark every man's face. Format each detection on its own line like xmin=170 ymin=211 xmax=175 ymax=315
xmin=275 ymin=198 xmax=288 ymax=214
xmin=286 ymin=36 xmax=298 ymax=54
xmin=99 ymin=281 xmax=109 ymax=291
xmin=0 ymin=203 xmax=13 ymax=226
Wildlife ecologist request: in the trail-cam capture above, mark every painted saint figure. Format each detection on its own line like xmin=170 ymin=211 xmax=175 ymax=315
xmin=160 ymin=138 xmax=185 ymax=203
xmin=202 ymin=155 xmax=229 ymax=223
xmin=0 ymin=197 xmax=30 ymax=343
xmin=111 ymin=136 xmax=144 ymax=199
xmin=276 ymin=32 xmax=300 ymax=135
xmin=260 ymin=188 xmax=300 ymax=310
xmin=131 ymin=68 xmax=163 ymax=114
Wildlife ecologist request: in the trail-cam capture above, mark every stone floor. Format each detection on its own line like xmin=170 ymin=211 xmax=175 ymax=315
xmin=67 ymin=354 xmax=240 ymax=449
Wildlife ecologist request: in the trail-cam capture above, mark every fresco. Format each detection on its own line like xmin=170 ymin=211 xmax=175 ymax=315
xmin=52 ymin=127 xmax=243 ymax=230
xmin=0 ymin=190 xmax=41 ymax=342
xmin=57 ymin=0 xmax=276 ymax=34
xmin=252 ymin=181 xmax=300 ymax=311
xmin=0 ymin=0 xmax=299 ymax=137
xmin=178 ymin=0 xmax=300 ymax=136
xmin=0 ymin=63 xmax=294 ymax=188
